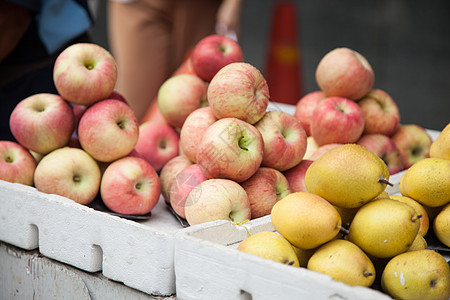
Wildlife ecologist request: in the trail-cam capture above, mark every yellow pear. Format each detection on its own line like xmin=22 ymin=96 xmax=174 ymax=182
xmin=399 ymin=157 xmax=450 ymax=207
xmin=237 ymin=231 xmax=300 ymax=267
xmin=390 ymin=195 xmax=429 ymax=237
xmin=381 ymin=249 xmax=450 ymax=300
xmin=430 ymin=122 xmax=450 ymax=160
xmin=307 ymin=239 xmax=376 ymax=287
xmin=371 ymin=190 xmax=390 ymax=201
xmin=305 ymin=144 xmax=390 ymax=208
xmin=348 ymin=199 xmax=421 ymax=258
xmin=271 ymin=192 xmax=342 ymax=250
xmin=407 ymin=233 xmax=428 ymax=252
xmin=433 ymin=202 xmax=450 ymax=247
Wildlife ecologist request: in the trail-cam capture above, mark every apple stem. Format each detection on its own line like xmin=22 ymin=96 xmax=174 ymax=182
xmin=411 ymin=214 xmax=423 ymax=222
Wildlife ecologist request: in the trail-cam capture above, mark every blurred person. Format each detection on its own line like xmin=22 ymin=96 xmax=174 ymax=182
xmin=0 ymin=0 xmax=93 ymax=141
xmin=107 ymin=0 xmax=244 ymax=122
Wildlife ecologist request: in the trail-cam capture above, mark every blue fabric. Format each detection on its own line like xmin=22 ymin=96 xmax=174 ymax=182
xmin=36 ymin=0 xmax=92 ymax=54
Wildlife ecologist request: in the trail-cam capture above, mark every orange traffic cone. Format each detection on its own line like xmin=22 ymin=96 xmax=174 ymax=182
xmin=264 ymin=1 xmax=304 ymax=105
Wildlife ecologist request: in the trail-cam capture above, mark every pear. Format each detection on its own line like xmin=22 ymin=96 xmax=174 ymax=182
xmin=307 ymin=239 xmax=376 ymax=287
xmin=433 ymin=202 xmax=450 ymax=247
xmin=292 ymin=245 xmax=316 ymax=268
xmin=348 ymin=199 xmax=421 ymax=258
xmin=237 ymin=231 xmax=300 ymax=267
xmin=333 ymin=205 xmax=359 ymax=228
xmin=390 ymin=195 xmax=429 ymax=237
xmin=305 ymin=144 xmax=390 ymax=208
xmin=430 ymin=122 xmax=450 ymax=160
xmin=406 ymin=233 xmax=427 ymax=252
xmin=271 ymin=192 xmax=342 ymax=250
xmin=381 ymin=249 xmax=450 ymax=300
xmin=399 ymin=157 xmax=450 ymax=207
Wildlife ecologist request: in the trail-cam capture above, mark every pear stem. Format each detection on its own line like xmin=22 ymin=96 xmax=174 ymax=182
xmin=411 ymin=214 xmax=423 ymax=222
xmin=378 ymin=178 xmax=393 ymax=186
xmin=363 ymin=271 xmax=375 ymax=277
xmin=337 ymin=225 xmax=349 ymax=236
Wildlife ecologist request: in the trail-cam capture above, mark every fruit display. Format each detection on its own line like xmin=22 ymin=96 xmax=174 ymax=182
xmin=1 ymin=43 xmax=162 ymax=215
xmin=1 ymin=35 xmax=449 ymax=300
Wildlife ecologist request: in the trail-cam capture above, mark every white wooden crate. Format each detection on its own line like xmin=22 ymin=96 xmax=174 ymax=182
xmin=174 ymin=216 xmax=393 ymax=300
xmin=0 ymin=179 xmax=183 ymax=296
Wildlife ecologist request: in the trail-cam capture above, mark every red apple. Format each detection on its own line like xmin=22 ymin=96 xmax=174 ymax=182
xmin=294 ymin=91 xmax=326 ymax=136
xmin=311 ymin=96 xmax=365 ymax=146
xmin=78 ymin=99 xmax=139 ymax=162
xmin=9 ymin=93 xmax=75 ymax=154
xmin=255 ymin=110 xmax=307 ymax=171
xmin=134 ymin=121 xmax=180 ymax=172
xmin=357 ymin=134 xmax=404 ymax=174
xmin=358 ymin=89 xmax=400 ymax=136
xmin=179 ymin=106 xmax=218 ymax=163
xmin=100 ymin=156 xmax=160 ymax=215
xmin=315 ymin=47 xmax=374 ymax=100
xmin=207 ymin=62 xmax=270 ymax=124
xmin=53 ymin=43 xmax=118 ymax=106
xmin=196 ymin=118 xmax=264 ymax=183
xmin=283 ymin=159 xmax=314 ymax=193
xmin=191 ymin=34 xmax=244 ymax=82
xmin=184 ymin=178 xmax=251 ymax=225
xmin=157 ymin=73 xmax=208 ymax=129
xmin=34 ymin=147 xmax=102 ymax=205
xmin=170 ymin=164 xmax=207 ymax=219
xmin=159 ymin=155 xmax=193 ymax=204
xmin=391 ymin=124 xmax=433 ymax=169
xmin=240 ymin=167 xmax=291 ymax=219
xmin=0 ymin=140 xmax=36 ymax=186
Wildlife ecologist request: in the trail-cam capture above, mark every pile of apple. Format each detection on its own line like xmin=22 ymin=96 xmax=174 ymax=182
xmin=296 ymin=47 xmax=433 ymax=175
xmin=0 ymin=43 xmax=166 ymax=215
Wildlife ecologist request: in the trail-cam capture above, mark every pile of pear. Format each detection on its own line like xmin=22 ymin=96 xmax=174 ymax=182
xmin=237 ymin=123 xmax=450 ymax=300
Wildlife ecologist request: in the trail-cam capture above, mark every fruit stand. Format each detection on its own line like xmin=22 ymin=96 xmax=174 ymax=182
xmin=2 ymin=36 xmax=449 ymax=299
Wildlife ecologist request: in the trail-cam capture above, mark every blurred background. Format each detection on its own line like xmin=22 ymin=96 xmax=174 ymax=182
xmin=89 ymin=0 xmax=449 ymax=131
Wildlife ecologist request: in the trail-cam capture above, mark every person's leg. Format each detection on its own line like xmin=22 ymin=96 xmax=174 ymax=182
xmin=108 ymin=0 xmax=174 ymax=121
xmin=171 ymin=0 xmax=222 ymax=72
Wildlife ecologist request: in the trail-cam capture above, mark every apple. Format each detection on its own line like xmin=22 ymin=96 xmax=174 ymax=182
xmin=207 ymin=62 xmax=270 ymax=124
xmin=157 ymin=73 xmax=208 ymax=129
xmin=357 ymin=133 xmax=404 ymax=175
xmin=170 ymin=164 xmax=207 ymax=219
xmin=240 ymin=167 xmax=291 ymax=219
xmin=159 ymin=155 xmax=193 ymax=204
xmin=179 ymin=106 xmax=218 ymax=163
xmin=184 ymin=178 xmax=251 ymax=225
xmin=78 ymin=99 xmax=139 ymax=162
xmin=357 ymin=89 xmax=400 ymax=136
xmin=9 ymin=93 xmax=75 ymax=154
xmin=391 ymin=124 xmax=433 ymax=169
xmin=294 ymin=91 xmax=326 ymax=136
xmin=315 ymin=47 xmax=374 ymax=100
xmin=107 ymin=90 xmax=128 ymax=104
xmin=308 ymin=143 xmax=343 ymax=161
xmin=100 ymin=156 xmax=160 ymax=215
xmin=255 ymin=110 xmax=307 ymax=171
xmin=53 ymin=43 xmax=118 ymax=106
xmin=196 ymin=117 xmax=264 ymax=183
xmin=0 ymin=140 xmax=37 ymax=186
xmin=134 ymin=121 xmax=180 ymax=172
xmin=34 ymin=147 xmax=102 ymax=205
xmin=191 ymin=34 xmax=244 ymax=82
xmin=310 ymin=96 xmax=365 ymax=145
xmin=303 ymin=136 xmax=319 ymax=160
xmin=283 ymin=159 xmax=314 ymax=193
